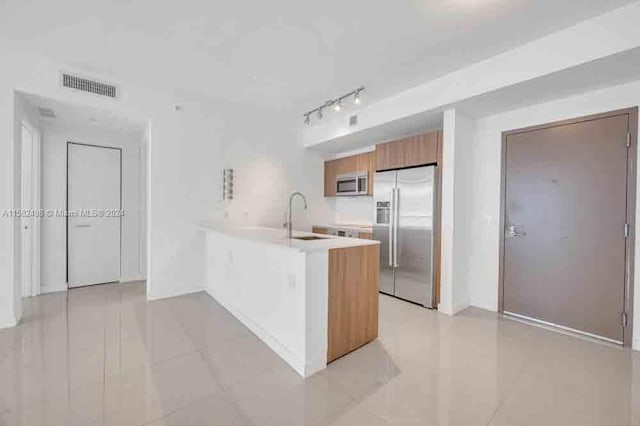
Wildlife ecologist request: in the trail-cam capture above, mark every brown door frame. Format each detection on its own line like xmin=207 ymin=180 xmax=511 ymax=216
xmin=498 ymin=107 xmax=638 ymax=346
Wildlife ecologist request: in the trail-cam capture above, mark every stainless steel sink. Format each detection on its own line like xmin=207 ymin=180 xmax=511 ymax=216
xmin=292 ymin=236 xmax=328 ymax=241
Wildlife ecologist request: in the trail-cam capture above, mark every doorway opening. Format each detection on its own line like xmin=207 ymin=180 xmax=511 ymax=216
xmin=499 ymin=107 xmax=638 ymax=346
xmin=20 ymin=121 xmax=41 ymax=297
xmin=67 ymin=142 xmax=122 ymax=288
xmin=14 ymin=91 xmax=149 ymax=299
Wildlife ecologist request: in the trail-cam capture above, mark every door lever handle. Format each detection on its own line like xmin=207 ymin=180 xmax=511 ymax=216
xmin=507 ymin=225 xmax=526 ymax=237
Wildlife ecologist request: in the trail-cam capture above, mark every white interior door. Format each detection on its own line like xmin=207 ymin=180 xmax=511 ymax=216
xmin=68 ymin=143 xmax=121 ymax=288
xmin=21 ymin=125 xmax=34 ymax=297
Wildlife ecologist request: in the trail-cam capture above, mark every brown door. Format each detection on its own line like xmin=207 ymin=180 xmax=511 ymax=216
xmin=502 ymin=112 xmax=634 ymax=343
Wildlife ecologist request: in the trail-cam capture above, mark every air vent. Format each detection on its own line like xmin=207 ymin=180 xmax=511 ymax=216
xmin=62 ymin=73 xmax=117 ymax=98
xmin=37 ymin=107 xmax=56 ymax=118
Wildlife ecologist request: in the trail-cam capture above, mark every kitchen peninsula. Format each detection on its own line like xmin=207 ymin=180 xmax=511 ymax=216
xmin=202 ymin=222 xmax=380 ymax=377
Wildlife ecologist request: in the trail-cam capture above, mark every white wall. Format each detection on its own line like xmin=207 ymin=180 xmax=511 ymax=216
xmin=149 ymin=103 xmax=333 ymax=300
xmin=213 ymin=105 xmax=333 ymax=231
xmin=439 ymin=110 xmax=456 ymax=315
xmin=139 ymin=134 xmax=148 ymax=278
xmin=459 ymin=79 xmax=640 ymax=347
xmin=440 ymin=109 xmax=476 ymax=314
xmin=451 ymin=110 xmax=476 ymax=314
xmin=0 ymin=94 xmax=15 ymax=327
xmin=39 ymin=122 xmax=145 ymax=293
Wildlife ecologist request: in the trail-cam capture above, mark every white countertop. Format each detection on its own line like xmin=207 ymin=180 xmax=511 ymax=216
xmin=201 ymin=221 xmax=379 ymax=252
xmin=313 ymin=224 xmax=374 ymax=232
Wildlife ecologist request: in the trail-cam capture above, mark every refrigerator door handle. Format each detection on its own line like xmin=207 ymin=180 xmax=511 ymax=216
xmin=394 ymin=188 xmax=399 ymax=268
xmin=389 ymin=189 xmax=394 ymax=267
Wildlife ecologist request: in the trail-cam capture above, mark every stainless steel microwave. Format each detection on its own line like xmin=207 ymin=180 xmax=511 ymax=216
xmin=336 ymin=171 xmax=368 ymax=196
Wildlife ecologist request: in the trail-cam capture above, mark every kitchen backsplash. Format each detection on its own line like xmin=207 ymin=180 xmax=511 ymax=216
xmin=331 ymin=196 xmax=375 ymax=225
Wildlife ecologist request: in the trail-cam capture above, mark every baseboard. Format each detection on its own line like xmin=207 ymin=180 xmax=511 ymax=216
xmin=633 ymin=338 xmax=640 ymax=352
xmin=120 ymin=275 xmax=146 ymax=283
xmin=452 ymin=302 xmax=471 ymax=314
xmin=205 ymin=287 xmax=310 ymax=377
xmin=469 ymin=302 xmax=499 ymax=313
xmin=0 ymin=311 xmax=17 ymax=330
xmin=40 ymin=284 xmax=67 ymax=294
xmin=438 ymin=302 xmax=471 ymax=316
xmin=147 ymin=284 xmax=204 ymax=301
xmin=40 ymin=278 xmax=147 ymax=295
xmin=304 ymin=357 xmax=328 ymax=377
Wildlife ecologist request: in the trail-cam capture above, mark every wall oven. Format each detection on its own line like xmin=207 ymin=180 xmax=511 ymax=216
xmin=336 ymin=172 xmax=369 ymax=196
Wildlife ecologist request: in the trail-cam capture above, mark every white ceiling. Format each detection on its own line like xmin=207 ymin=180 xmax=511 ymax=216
xmin=1 ymin=0 xmax=636 ymax=119
xmin=310 ymin=45 xmax=640 ymax=154
xmin=20 ymin=92 xmax=147 ymax=135
xmin=458 ymin=46 xmax=640 ymax=116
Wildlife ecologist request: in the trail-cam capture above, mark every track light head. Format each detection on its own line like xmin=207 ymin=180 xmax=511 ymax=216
xmin=303 ymin=87 xmax=364 ymax=125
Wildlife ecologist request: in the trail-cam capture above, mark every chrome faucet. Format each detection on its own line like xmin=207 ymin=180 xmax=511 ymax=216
xmin=288 ymin=192 xmax=308 ymax=239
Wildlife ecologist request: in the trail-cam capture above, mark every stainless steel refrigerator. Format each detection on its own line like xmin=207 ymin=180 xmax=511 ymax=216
xmin=373 ymin=166 xmax=435 ymax=308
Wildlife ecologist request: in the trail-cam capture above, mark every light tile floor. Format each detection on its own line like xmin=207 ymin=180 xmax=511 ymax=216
xmin=1 ymin=281 xmax=639 ymax=425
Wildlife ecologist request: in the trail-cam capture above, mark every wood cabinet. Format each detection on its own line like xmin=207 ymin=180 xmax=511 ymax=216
xmin=324 ymin=161 xmax=337 ymax=197
xmin=324 ymin=151 xmax=375 ymax=197
xmin=312 ymin=226 xmax=373 ymax=240
xmin=375 ymin=130 xmax=440 ymax=171
xmin=327 ymin=244 xmax=379 ymax=362
xmin=312 ymin=226 xmax=329 ymax=235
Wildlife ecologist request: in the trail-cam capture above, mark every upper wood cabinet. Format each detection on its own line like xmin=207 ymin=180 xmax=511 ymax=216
xmin=324 ymin=160 xmax=338 ymax=197
xmin=324 ymin=151 xmax=375 ymax=197
xmin=375 ymin=130 xmax=440 ymax=171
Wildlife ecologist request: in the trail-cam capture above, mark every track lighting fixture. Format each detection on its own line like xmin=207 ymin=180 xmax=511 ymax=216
xmin=354 ymin=89 xmax=362 ymax=104
xmin=303 ymin=86 xmax=365 ymax=124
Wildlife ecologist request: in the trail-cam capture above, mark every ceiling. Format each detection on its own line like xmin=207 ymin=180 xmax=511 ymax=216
xmin=458 ymin=46 xmax=640 ymax=116
xmin=309 ymin=45 xmax=640 ymax=154
xmin=20 ymin=92 xmax=147 ymax=135
xmin=1 ymin=0 xmax=636 ymax=120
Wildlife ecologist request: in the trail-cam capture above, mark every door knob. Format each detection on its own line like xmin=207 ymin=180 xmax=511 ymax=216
xmin=507 ymin=225 xmax=527 ymax=237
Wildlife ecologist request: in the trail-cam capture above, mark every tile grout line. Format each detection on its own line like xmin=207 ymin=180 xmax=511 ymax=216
xmin=100 ymin=285 xmax=110 ymax=423
xmin=166 ymin=296 xmax=253 ymax=426
xmin=140 ymin=393 xmax=222 ymax=426
xmin=196 ymin=349 xmax=253 ymax=426
xmin=103 ymin=283 xmax=124 ymax=421
xmin=483 ymin=337 xmax=542 ymax=426
xmin=65 ymin=287 xmax=71 ymax=412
